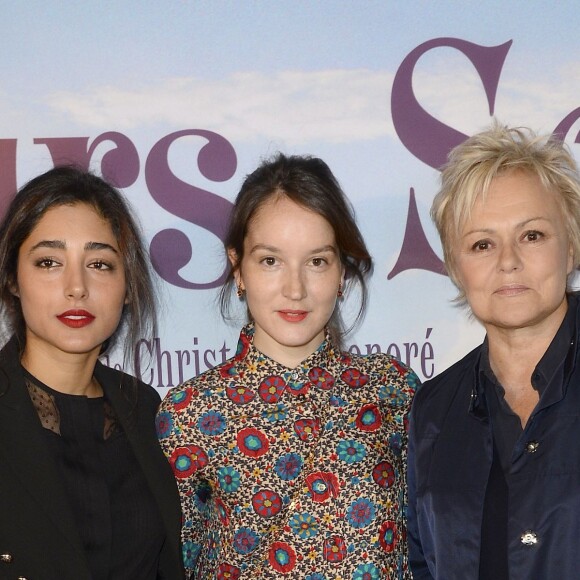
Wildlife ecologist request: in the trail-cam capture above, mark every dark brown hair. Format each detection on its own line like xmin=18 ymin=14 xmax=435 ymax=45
xmin=0 ymin=165 xmax=157 ymax=366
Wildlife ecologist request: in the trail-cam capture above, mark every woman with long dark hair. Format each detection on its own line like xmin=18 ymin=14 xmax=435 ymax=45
xmin=158 ymin=153 xmax=417 ymax=578
xmin=0 ymin=166 xmax=183 ymax=579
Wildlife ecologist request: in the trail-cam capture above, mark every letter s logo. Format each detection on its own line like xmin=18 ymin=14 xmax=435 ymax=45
xmin=145 ymin=130 xmax=236 ymax=289
xmin=391 ymin=37 xmax=512 ymax=169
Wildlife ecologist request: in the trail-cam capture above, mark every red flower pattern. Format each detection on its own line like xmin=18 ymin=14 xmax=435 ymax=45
xmin=305 ymin=471 xmax=340 ymax=502
xmin=217 ymin=562 xmax=241 ymax=579
xmin=226 ymin=384 xmax=256 ymax=405
xmin=323 ymin=535 xmax=347 ymax=562
xmin=379 ymin=520 xmax=398 ymax=552
xmin=372 ymin=461 xmax=396 ymax=488
xmin=341 ymin=368 xmax=369 ymax=388
xmin=308 ymin=367 xmax=335 ymax=390
xmin=169 ymin=445 xmax=208 ymax=478
xmin=268 ymin=541 xmax=297 ymax=573
xmin=259 ymin=375 xmax=286 ymax=403
xmin=356 ymin=403 xmax=383 ymax=432
xmin=237 ymin=427 xmax=269 ymax=457
xmin=294 ymin=418 xmax=320 ymax=441
xmin=252 ymin=489 xmax=282 ymax=518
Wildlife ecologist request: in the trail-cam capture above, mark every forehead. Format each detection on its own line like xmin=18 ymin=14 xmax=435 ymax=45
xmin=482 ymin=171 xmax=559 ymax=211
xmin=246 ymin=195 xmax=335 ymax=240
xmin=25 ymin=203 xmax=116 ymax=242
xmin=458 ymin=170 xmax=565 ymax=230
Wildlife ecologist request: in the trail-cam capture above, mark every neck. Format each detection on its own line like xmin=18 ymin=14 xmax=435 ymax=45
xmin=484 ymin=304 xmax=567 ymax=427
xmin=486 ymin=302 xmax=567 ymax=385
xmin=21 ymin=342 xmax=102 ymax=397
xmin=487 ymin=330 xmax=550 ymax=383
xmin=253 ymin=330 xmax=325 ymax=369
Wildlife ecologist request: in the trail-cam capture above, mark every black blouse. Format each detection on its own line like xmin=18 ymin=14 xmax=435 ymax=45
xmin=478 ymin=306 xmax=575 ymax=579
xmin=24 ymin=369 xmax=165 ymax=579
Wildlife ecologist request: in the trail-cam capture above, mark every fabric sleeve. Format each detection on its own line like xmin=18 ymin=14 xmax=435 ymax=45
xmin=398 ymin=364 xmax=420 ymax=579
xmin=406 ymin=394 xmax=435 ymax=579
xmin=374 ymin=356 xmax=420 ymax=579
xmin=156 ymin=386 xmax=211 ymax=578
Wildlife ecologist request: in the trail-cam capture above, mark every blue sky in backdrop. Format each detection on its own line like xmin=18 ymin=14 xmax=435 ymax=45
xmin=2 ymin=1 xmax=580 ymax=387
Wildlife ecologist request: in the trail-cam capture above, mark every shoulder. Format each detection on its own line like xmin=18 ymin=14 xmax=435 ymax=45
xmin=345 ymin=350 xmax=417 ymax=380
xmin=172 ymin=356 xmax=231 ymax=394
xmin=420 ymin=344 xmax=480 ymax=392
xmin=159 ymin=357 xmax=233 ymax=415
xmin=0 ymin=336 xmax=23 ymax=372
xmin=338 ymin=350 xmax=419 ymax=402
xmin=411 ymin=344 xmax=481 ymax=422
xmin=95 ymin=361 xmax=161 ymax=409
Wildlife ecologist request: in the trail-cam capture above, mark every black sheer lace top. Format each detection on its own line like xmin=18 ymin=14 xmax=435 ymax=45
xmin=24 ymin=369 xmax=165 ymax=580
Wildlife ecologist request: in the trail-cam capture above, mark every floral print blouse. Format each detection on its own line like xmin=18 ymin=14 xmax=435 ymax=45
xmin=157 ymin=324 xmax=417 ymax=579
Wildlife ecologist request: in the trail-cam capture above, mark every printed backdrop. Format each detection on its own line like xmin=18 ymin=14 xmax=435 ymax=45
xmin=4 ymin=1 xmax=580 ymax=395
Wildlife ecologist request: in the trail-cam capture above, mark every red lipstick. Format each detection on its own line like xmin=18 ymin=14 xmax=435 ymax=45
xmin=278 ymin=310 xmax=308 ymax=323
xmin=57 ymin=309 xmax=95 ymax=328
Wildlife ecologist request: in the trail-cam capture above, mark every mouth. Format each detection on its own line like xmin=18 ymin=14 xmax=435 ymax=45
xmin=57 ymin=310 xmax=95 ymax=328
xmin=494 ymin=284 xmax=529 ymax=296
xmin=278 ymin=310 xmax=309 ymax=322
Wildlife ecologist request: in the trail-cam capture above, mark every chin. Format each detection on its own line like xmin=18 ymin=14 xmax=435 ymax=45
xmin=57 ymin=341 xmax=103 ymax=356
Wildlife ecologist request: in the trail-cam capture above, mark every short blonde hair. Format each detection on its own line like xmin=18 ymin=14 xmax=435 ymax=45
xmin=431 ymin=122 xmax=580 ymax=304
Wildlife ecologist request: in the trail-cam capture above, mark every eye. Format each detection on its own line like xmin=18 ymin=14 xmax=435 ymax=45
xmin=471 ymin=240 xmax=491 ymax=252
xmin=311 ymin=257 xmax=328 ymax=267
xmin=89 ymin=260 xmax=113 ymax=271
xmin=35 ymin=257 xmax=58 ymax=269
xmin=260 ymin=256 xmax=277 ymax=266
xmin=523 ymin=230 xmax=544 ymax=242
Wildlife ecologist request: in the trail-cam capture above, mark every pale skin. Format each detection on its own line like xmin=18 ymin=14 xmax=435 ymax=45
xmin=14 ymin=203 xmax=127 ymax=398
xmin=454 ymin=170 xmax=574 ymax=427
xmin=228 ymin=195 xmax=344 ymax=369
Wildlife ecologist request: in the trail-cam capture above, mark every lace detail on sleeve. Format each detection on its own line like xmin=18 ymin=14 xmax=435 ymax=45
xmin=25 ymin=376 xmax=120 ymax=440
xmin=25 ymin=379 xmax=61 ymax=435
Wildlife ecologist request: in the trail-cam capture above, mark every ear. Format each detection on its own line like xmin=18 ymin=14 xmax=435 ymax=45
xmin=227 ymin=248 xmax=238 ymax=268
xmin=227 ymin=248 xmax=243 ymax=289
xmin=9 ymin=280 xmax=19 ymax=298
xmin=567 ymin=242 xmax=574 ymax=276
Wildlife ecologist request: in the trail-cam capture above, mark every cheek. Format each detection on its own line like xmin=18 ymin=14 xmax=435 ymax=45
xmin=315 ymin=281 xmax=341 ymax=309
xmin=14 ymin=273 xmax=37 ymax=304
xmin=455 ymin=262 xmax=490 ymax=302
xmin=452 ymin=257 xmax=469 ymax=290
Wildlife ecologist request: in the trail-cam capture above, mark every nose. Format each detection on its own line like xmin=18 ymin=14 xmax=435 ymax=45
xmin=64 ymin=265 xmax=88 ymax=300
xmin=498 ymin=242 xmax=522 ymax=273
xmin=282 ymin=266 xmax=307 ymax=300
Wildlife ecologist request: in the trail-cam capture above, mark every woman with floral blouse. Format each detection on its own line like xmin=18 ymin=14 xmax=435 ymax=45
xmin=157 ymin=153 xmax=418 ymax=579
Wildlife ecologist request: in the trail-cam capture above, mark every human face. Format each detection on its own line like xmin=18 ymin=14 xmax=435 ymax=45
xmin=232 ymin=195 xmax=343 ymax=368
xmin=454 ymin=170 xmax=573 ymax=335
xmin=16 ymin=203 xmax=127 ymax=362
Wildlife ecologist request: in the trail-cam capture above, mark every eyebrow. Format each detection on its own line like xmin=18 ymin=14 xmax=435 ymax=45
xmin=249 ymin=243 xmax=337 ymax=254
xmin=29 ymin=240 xmax=119 ymax=253
xmin=462 ymin=216 xmax=550 ymax=237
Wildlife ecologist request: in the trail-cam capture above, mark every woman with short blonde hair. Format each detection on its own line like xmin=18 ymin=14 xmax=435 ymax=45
xmin=409 ymin=123 xmax=580 ymax=579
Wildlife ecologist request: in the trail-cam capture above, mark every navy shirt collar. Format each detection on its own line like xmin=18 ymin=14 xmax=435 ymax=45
xmin=472 ymin=292 xmax=579 ymax=416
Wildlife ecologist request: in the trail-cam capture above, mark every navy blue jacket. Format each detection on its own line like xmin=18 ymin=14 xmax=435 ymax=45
xmin=408 ymin=293 xmax=580 ymax=579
